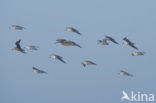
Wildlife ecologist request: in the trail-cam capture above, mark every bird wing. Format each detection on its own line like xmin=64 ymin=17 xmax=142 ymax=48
xmin=15 ymin=40 xmax=21 ymax=48
xmin=33 ymin=67 xmax=47 ymax=74
xmin=15 ymin=40 xmax=26 ymax=53
xmin=72 ymin=28 xmax=81 ymax=35
xmin=57 ymin=56 xmax=66 ymax=64
xmin=39 ymin=70 xmax=47 ymax=74
xmin=88 ymin=61 xmax=97 ymax=65
xmin=32 ymin=67 xmax=39 ymax=70
xmin=125 ymin=72 xmax=133 ymax=77
xmin=17 ymin=26 xmax=25 ymax=29
xmin=110 ymin=38 xmax=119 ymax=44
xmin=72 ymin=42 xmax=82 ymax=48
xmin=129 ymin=43 xmax=138 ymax=50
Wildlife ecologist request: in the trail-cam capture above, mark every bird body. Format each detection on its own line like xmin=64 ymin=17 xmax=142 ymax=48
xmin=98 ymin=39 xmax=109 ymax=45
xmin=82 ymin=61 xmax=97 ymax=67
xmin=104 ymin=36 xmax=119 ymax=44
xmin=25 ymin=45 xmax=39 ymax=50
xmin=50 ymin=54 xmax=66 ymax=64
xmin=10 ymin=25 xmax=25 ymax=30
xmin=123 ymin=37 xmax=138 ymax=50
xmin=13 ymin=40 xmax=26 ymax=53
xmin=66 ymin=27 xmax=81 ymax=35
xmin=131 ymin=51 xmax=145 ymax=56
xmin=56 ymin=39 xmax=81 ymax=48
xmin=120 ymin=70 xmax=133 ymax=77
xmin=32 ymin=67 xmax=47 ymax=74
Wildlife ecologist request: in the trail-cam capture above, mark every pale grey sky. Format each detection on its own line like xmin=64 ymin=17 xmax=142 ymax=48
xmin=1 ymin=0 xmax=156 ymax=103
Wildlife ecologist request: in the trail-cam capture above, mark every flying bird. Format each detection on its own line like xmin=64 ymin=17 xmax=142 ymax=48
xmin=119 ymin=70 xmax=133 ymax=77
xmin=104 ymin=36 xmax=119 ymax=45
xmin=9 ymin=25 xmax=25 ymax=30
xmin=123 ymin=37 xmax=138 ymax=50
xmin=131 ymin=51 xmax=145 ymax=56
xmin=97 ymin=39 xmax=109 ymax=45
xmin=66 ymin=27 xmax=81 ymax=35
xmin=50 ymin=54 xmax=66 ymax=64
xmin=121 ymin=91 xmax=131 ymax=101
xmin=13 ymin=40 xmax=26 ymax=53
xmin=55 ymin=39 xmax=82 ymax=48
xmin=82 ymin=60 xmax=97 ymax=67
xmin=25 ymin=45 xmax=39 ymax=50
xmin=32 ymin=67 xmax=47 ymax=74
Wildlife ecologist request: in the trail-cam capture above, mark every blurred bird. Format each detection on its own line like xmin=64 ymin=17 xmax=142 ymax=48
xmin=55 ymin=39 xmax=67 ymax=43
xmin=66 ymin=27 xmax=81 ymax=35
xmin=13 ymin=40 xmax=26 ymax=53
xmin=104 ymin=36 xmax=119 ymax=45
xmin=50 ymin=54 xmax=66 ymax=64
xmin=119 ymin=70 xmax=133 ymax=77
xmin=131 ymin=51 xmax=145 ymax=56
xmin=25 ymin=45 xmax=39 ymax=50
xmin=55 ymin=39 xmax=82 ymax=48
xmin=82 ymin=61 xmax=97 ymax=67
xmin=32 ymin=67 xmax=47 ymax=74
xmin=97 ymin=39 xmax=109 ymax=45
xmin=9 ymin=25 xmax=25 ymax=30
xmin=123 ymin=37 xmax=138 ymax=50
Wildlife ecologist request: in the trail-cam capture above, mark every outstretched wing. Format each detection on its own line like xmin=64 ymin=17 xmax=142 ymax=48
xmin=32 ymin=67 xmax=47 ymax=74
xmin=129 ymin=43 xmax=138 ymax=50
xmin=15 ymin=40 xmax=26 ymax=53
xmin=71 ymin=41 xmax=82 ymax=48
xmin=124 ymin=71 xmax=133 ymax=77
xmin=57 ymin=56 xmax=66 ymax=64
xmin=32 ymin=67 xmax=39 ymax=71
xmin=15 ymin=40 xmax=21 ymax=48
xmin=88 ymin=61 xmax=97 ymax=65
xmin=72 ymin=28 xmax=81 ymax=35
xmin=110 ymin=38 xmax=119 ymax=44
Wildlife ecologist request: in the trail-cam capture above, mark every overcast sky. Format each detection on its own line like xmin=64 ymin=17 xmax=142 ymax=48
xmin=1 ymin=0 xmax=156 ymax=103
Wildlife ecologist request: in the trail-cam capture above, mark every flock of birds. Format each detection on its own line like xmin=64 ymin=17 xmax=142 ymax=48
xmin=10 ymin=25 xmax=146 ymax=77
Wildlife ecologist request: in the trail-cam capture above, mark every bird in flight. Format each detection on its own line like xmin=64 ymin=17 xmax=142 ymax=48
xmin=32 ymin=67 xmax=47 ymax=74
xmin=104 ymin=36 xmax=119 ymax=45
xmin=9 ymin=25 xmax=25 ymax=30
xmin=131 ymin=51 xmax=145 ymax=56
xmin=25 ymin=45 xmax=39 ymax=50
xmin=82 ymin=60 xmax=97 ymax=67
xmin=13 ymin=40 xmax=26 ymax=53
xmin=97 ymin=39 xmax=109 ymax=45
xmin=66 ymin=27 xmax=81 ymax=35
xmin=55 ymin=39 xmax=82 ymax=48
xmin=119 ymin=70 xmax=133 ymax=77
xmin=123 ymin=37 xmax=138 ymax=50
xmin=50 ymin=54 xmax=66 ymax=64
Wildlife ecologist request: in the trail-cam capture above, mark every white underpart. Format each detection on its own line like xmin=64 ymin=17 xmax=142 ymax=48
xmin=50 ymin=55 xmax=57 ymax=59
xmin=67 ymin=28 xmax=73 ymax=32
xmin=123 ymin=41 xmax=129 ymax=45
xmin=132 ymin=52 xmax=145 ymax=56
